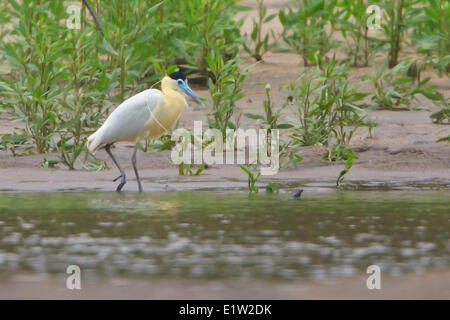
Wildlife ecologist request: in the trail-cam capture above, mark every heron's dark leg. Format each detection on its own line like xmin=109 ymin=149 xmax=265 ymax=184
xmin=132 ymin=144 xmax=143 ymax=192
xmin=105 ymin=144 xmax=126 ymax=192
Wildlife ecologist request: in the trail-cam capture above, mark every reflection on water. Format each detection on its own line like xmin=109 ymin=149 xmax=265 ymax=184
xmin=0 ymin=191 xmax=448 ymax=281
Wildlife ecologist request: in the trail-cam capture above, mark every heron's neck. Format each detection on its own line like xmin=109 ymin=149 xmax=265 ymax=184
xmin=161 ymin=82 xmax=185 ymax=110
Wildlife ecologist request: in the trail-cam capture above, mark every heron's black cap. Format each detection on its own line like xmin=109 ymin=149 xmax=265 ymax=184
xmin=169 ymin=71 xmax=186 ymax=81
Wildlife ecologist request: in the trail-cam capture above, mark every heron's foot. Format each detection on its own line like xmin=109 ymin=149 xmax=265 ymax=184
xmin=115 ymin=173 xmax=126 ymax=192
xmin=137 ymin=181 xmax=143 ymax=193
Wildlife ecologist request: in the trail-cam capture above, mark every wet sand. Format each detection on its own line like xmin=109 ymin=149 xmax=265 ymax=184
xmin=0 ymin=1 xmax=449 ymax=192
xmin=1 ymin=270 xmax=449 ymax=299
xmin=1 ymin=101 xmax=449 ymax=192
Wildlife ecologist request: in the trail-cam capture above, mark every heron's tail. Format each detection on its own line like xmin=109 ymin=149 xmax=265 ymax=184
xmin=87 ymin=129 xmax=104 ymax=154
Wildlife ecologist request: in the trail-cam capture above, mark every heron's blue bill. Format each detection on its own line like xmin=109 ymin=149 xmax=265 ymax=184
xmin=179 ymin=81 xmax=202 ymax=105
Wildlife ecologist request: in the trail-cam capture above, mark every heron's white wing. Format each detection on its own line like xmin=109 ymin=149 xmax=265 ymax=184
xmin=99 ymin=89 xmax=165 ymax=144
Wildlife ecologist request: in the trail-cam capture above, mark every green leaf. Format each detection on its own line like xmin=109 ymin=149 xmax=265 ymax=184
xmin=244 ymin=113 xmax=264 ymax=120
xmin=148 ymin=1 xmax=164 ymax=14
xmin=264 ymin=14 xmax=276 ymax=23
xmin=276 ymin=123 xmax=294 ymax=129
xmin=13 ymin=106 xmax=26 ymax=121
xmin=102 ymin=38 xmax=118 ymax=56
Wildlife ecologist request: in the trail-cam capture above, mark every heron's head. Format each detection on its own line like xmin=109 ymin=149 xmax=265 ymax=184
xmin=163 ymin=71 xmax=201 ymax=104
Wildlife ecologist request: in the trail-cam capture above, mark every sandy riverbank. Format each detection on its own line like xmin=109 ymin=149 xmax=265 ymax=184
xmin=1 ymin=270 xmax=449 ymax=299
xmin=0 ymin=0 xmax=449 ymax=192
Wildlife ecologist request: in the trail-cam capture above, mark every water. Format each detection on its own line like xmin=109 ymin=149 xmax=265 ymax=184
xmin=0 ymin=190 xmax=448 ymax=282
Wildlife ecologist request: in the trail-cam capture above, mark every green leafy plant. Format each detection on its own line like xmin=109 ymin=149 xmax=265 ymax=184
xmin=364 ymin=118 xmax=379 ymax=138
xmin=207 ymin=52 xmax=249 ymax=137
xmin=284 ymin=55 xmax=369 ymax=147
xmin=0 ymin=133 xmax=30 ymax=157
xmin=243 ymin=0 xmax=277 ymax=61
xmin=98 ymin=1 xmax=167 ymax=100
xmin=178 ymin=163 xmax=205 ymax=176
xmin=430 ymin=98 xmax=450 ymax=124
xmin=0 ymin=0 xmax=172 ymax=169
xmin=336 ymin=151 xmax=358 ymax=187
xmin=245 ymin=83 xmax=299 ymax=167
xmin=265 ymin=182 xmax=280 ymax=193
xmin=363 ymin=61 xmax=443 ymax=110
xmin=171 ymin=0 xmax=247 ymax=82
xmin=239 ymin=165 xmax=261 ymax=194
xmin=0 ymin=1 xmax=10 ymax=47
xmin=423 ymin=55 xmax=450 ymax=77
xmin=324 ymin=144 xmax=353 ymax=162
xmin=378 ymin=0 xmax=416 ymax=68
xmin=245 ymin=82 xmax=293 ymax=147
xmin=337 ymin=0 xmax=379 ymax=67
xmin=41 ymin=158 xmax=60 ymax=169
xmin=279 ymin=141 xmax=304 ymax=168
xmin=410 ymin=0 xmax=449 ymax=76
xmin=55 ymin=28 xmax=104 ymax=170
xmin=81 ymin=158 xmax=109 ymax=172
xmin=245 ymin=83 xmax=293 ymax=131
xmin=437 ymin=135 xmax=450 ymax=143
xmin=284 ymin=75 xmax=331 ymax=146
xmin=279 ymin=0 xmax=341 ymax=66
xmin=0 ymin=0 xmax=66 ymax=153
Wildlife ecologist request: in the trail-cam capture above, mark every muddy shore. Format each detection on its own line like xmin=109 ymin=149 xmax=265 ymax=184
xmin=0 ymin=0 xmax=449 ymax=191
xmin=1 ymin=77 xmax=448 ymax=192
xmin=1 ymin=270 xmax=449 ymax=299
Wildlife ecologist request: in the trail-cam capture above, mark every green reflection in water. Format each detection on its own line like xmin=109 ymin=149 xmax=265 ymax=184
xmin=0 ymin=190 xmax=448 ymax=281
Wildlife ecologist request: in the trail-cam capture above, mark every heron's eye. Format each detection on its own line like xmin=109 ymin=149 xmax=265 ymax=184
xmin=177 ymin=80 xmax=183 ymax=85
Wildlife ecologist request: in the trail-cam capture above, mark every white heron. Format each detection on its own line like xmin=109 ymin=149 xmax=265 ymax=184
xmin=87 ymin=71 xmax=201 ymax=192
